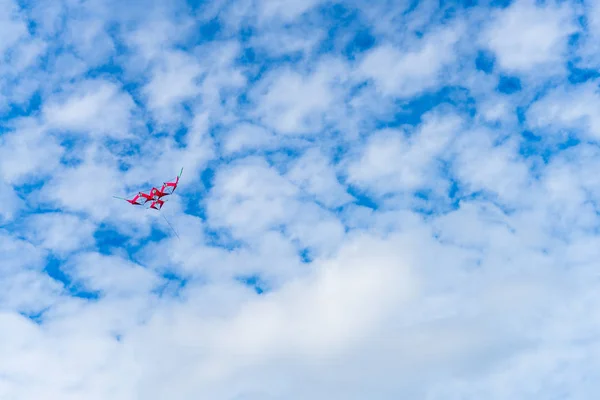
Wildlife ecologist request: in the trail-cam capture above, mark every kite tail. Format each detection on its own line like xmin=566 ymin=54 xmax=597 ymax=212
xmin=178 ymin=167 xmax=184 ymax=178
xmin=161 ymin=212 xmax=180 ymax=240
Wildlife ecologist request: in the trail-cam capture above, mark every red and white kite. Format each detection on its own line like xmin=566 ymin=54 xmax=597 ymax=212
xmin=114 ymin=167 xmax=183 ymax=238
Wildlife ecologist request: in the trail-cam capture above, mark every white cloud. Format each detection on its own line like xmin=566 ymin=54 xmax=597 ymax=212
xmin=206 ymin=155 xmax=346 ymax=260
xmin=0 ymin=180 xmax=22 ymax=223
xmin=212 ymin=232 xmax=416 ymax=359
xmin=256 ymin=0 xmax=323 ymax=23
xmin=482 ymin=0 xmax=577 ymax=74
xmin=358 ymin=23 xmax=462 ymax=97
xmin=0 ymin=118 xmax=64 ymax=184
xmin=3 ymin=0 xmax=600 ymax=398
xmin=43 ymin=79 xmax=136 ymax=138
xmin=62 ymin=252 xmax=160 ymax=298
xmin=195 ymin=41 xmax=246 ymax=113
xmin=0 ymin=231 xmax=45 ymax=275
xmin=249 ymin=25 xmax=325 ymax=58
xmin=206 ymin=157 xmax=300 ymax=236
xmin=0 ymin=232 xmax=61 ymax=314
xmin=142 ymin=50 xmax=203 ymax=125
xmin=576 ymin=1 xmax=600 ymax=68
xmin=122 ymin=6 xmax=197 ymax=67
xmin=346 ymin=110 xmax=462 ymax=195
xmin=527 ymin=81 xmax=600 ymax=141
xmin=24 ymin=213 xmax=96 ymax=256
xmin=66 ymin=17 xmax=115 ymax=66
xmin=221 ymin=122 xmax=276 ymax=156
xmin=286 ymin=148 xmax=353 ymax=208
xmin=450 ymin=128 xmax=531 ymax=204
xmin=0 ymin=0 xmax=28 ymax=56
xmin=39 ymin=149 xmax=124 ymax=220
xmin=0 ymin=269 xmax=62 ymax=315
xmin=250 ymin=58 xmax=347 ymax=135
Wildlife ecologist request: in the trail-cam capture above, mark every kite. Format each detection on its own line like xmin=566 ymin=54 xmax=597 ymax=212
xmin=113 ymin=167 xmax=183 ymax=239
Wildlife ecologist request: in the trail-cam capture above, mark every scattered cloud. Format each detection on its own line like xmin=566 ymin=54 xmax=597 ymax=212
xmin=482 ymin=0 xmax=577 ymax=75
xmin=1 ymin=0 xmax=600 ymax=398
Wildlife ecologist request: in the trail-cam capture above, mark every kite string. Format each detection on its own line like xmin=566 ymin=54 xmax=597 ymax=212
xmin=160 ymin=211 xmax=180 ymax=240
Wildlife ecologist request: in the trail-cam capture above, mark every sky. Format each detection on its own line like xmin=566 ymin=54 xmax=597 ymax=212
xmin=1 ymin=0 xmax=600 ymax=398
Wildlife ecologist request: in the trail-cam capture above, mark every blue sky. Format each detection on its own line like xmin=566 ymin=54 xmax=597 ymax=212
xmin=2 ymin=0 xmax=600 ymax=398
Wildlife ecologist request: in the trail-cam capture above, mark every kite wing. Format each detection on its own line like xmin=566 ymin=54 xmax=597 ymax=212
xmin=149 ymin=199 xmax=165 ymax=210
xmin=113 ymin=191 xmax=153 ymax=207
xmin=160 ymin=167 xmax=184 ymax=196
xmin=150 ymin=187 xmax=167 ymax=199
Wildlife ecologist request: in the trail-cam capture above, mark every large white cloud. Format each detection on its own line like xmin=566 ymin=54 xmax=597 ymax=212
xmin=527 ymin=81 xmax=600 ymax=141
xmin=482 ymin=0 xmax=577 ymax=75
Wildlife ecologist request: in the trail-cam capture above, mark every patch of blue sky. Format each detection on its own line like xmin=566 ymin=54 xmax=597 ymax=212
xmin=345 ymin=184 xmax=379 ymax=211
xmin=315 ymin=3 xmax=376 ymax=57
xmin=44 ymin=255 xmax=100 ymax=300
xmin=59 ymin=136 xmax=90 ymax=165
xmin=373 ymin=86 xmax=477 ymax=130
xmin=239 ymin=49 xmax=306 ymax=85
xmin=101 ymin=222 xmax=173 ymax=264
xmin=236 ymin=274 xmax=267 ymax=295
xmin=440 ymin=0 xmax=480 ymax=21
xmin=427 ymin=163 xmax=463 ymax=213
xmin=19 ymin=309 xmax=47 ymax=325
xmin=198 ymin=17 xmax=222 ymax=42
xmin=567 ymin=62 xmax=600 ymax=84
xmin=261 ymin=146 xmax=311 ymax=171
xmin=93 ymin=223 xmax=142 ymax=256
xmin=342 ymin=28 xmax=376 ymax=60
xmin=403 ymin=0 xmax=422 ymax=16
xmin=12 ymin=176 xmax=46 ymax=197
xmin=475 ymin=50 xmax=496 ymax=74
xmin=16 ymin=1 xmax=64 ymax=37
xmin=172 ymin=124 xmax=191 ymax=148
xmin=184 ymin=0 xmax=222 ymax=14
xmin=199 ymin=163 xmax=215 ymax=191
xmin=519 ymin=126 xmax=582 ymax=163
xmin=152 ymin=271 xmax=188 ymax=298
xmin=298 ymin=248 xmax=312 ymax=263
xmin=106 ymin=144 xmax=143 ymax=170
xmin=462 ymin=189 xmax=518 ymax=216
xmin=489 ymin=0 xmax=514 ymax=8
xmin=149 ymin=220 xmax=178 ymax=242
xmin=202 ymin=226 xmax=246 ymax=250
xmin=497 ymin=75 xmax=522 ymax=94
xmin=181 ymin=181 xmax=207 ymax=212
xmin=235 ymin=5 xmax=376 ymax=81
xmin=411 ymin=189 xmax=453 ymax=216
xmin=85 ymin=61 xmax=125 ymax=83
xmin=178 ymin=168 xmax=241 ymax=248
xmin=0 ymin=90 xmax=42 ymax=119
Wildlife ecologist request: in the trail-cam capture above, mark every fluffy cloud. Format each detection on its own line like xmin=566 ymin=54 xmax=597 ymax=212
xmin=250 ymin=58 xmax=347 ymax=135
xmin=358 ymin=23 xmax=463 ymax=97
xmin=482 ymin=0 xmax=577 ymax=75
xmin=346 ymin=110 xmax=462 ymax=195
xmin=527 ymin=81 xmax=600 ymax=140
xmin=24 ymin=212 xmax=96 ymax=256
xmin=43 ymin=79 xmax=136 ymax=138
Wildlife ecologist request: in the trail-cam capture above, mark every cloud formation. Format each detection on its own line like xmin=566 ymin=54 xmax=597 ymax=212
xmin=2 ymin=0 xmax=600 ymax=398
